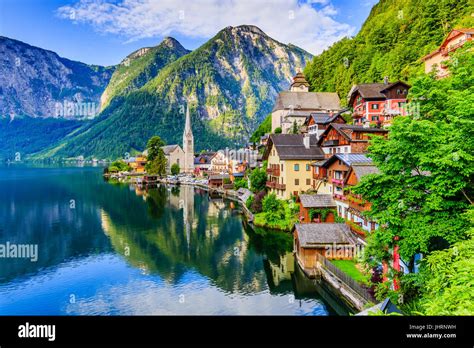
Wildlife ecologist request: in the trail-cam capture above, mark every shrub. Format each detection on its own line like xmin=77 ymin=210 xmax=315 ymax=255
xmin=171 ymin=163 xmax=180 ymax=175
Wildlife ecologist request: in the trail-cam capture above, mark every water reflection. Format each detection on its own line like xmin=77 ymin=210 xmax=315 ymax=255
xmin=0 ymin=167 xmax=352 ymax=315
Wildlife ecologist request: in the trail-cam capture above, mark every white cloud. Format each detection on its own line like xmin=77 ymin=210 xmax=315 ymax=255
xmin=57 ymin=0 xmax=355 ymax=55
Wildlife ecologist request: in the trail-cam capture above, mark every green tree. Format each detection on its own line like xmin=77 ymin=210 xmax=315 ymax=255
xmin=262 ymin=193 xmax=285 ymax=223
xmin=291 ymin=120 xmax=299 ymax=134
xmin=417 ymin=210 xmax=474 ymax=315
xmin=249 ymin=167 xmax=267 ymax=192
xmin=354 ymin=45 xmax=473 ymax=308
xmin=145 ymin=136 xmax=167 ymax=176
xmin=274 ymin=127 xmax=282 ymax=134
xmin=170 ymin=163 xmax=180 ymax=175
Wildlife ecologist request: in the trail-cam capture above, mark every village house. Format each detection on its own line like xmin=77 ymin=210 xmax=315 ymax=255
xmin=127 ymin=155 xmax=147 ymax=173
xmin=161 ymin=144 xmax=185 ymax=174
xmin=344 ymin=162 xmax=380 ymax=235
xmin=209 ymin=151 xmax=228 ymax=174
xmin=422 ymin=28 xmax=473 ymax=78
xmin=194 ymin=152 xmax=216 ymax=176
xmin=347 ymin=79 xmax=410 ymax=126
xmin=297 ymin=194 xmax=336 ymax=223
xmin=263 ymin=134 xmax=325 ymax=200
xmin=319 ymin=153 xmax=379 ymax=235
xmin=294 ymin=223 xmax=360 ymax=275
xmin=271 ymin=72 xmax=342 ymax=134
xmin=302 ymin=110 xmax=347 ymax=140
xmin=317 ymin=123 xmax=388 ymax=158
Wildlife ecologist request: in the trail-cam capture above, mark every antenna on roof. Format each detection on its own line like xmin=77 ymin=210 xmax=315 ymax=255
xmin=383 ymin=76 xmax=389 ymax=85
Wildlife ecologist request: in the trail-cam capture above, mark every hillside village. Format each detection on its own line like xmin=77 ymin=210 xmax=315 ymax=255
xmin=107 ymin=28 xmax=473 ymax=313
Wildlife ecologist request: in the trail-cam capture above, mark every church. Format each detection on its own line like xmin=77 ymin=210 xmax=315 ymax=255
xmin=182 ymin=104 xmax=195 ymax=174
xmin=271 ymin=71 xmax=342 ymax=134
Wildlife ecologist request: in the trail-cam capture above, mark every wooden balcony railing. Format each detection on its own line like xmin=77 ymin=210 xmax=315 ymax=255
xmin=266 ymin=167 xmax=280 ymax=176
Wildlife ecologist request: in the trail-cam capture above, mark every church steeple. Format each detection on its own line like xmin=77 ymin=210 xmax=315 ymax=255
xmin=183 ymin=104 xmax=194 ymax=173
xmin=290 ymin=70 xmax=310 ymax=92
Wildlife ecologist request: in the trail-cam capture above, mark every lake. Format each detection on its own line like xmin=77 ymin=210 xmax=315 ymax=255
xmin=0 ymin=166 xmax=352 ymax=315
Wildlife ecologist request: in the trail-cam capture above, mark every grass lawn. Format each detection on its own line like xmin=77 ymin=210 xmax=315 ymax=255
xmin=331 ymin=260 xmax=369 ymax=285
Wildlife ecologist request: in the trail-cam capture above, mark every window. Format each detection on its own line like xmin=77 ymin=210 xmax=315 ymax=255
xmin=306 ymin=164 xmax=310 ymax=171
xmin=372 ymin=104 xmax=379 ymax=110
xmin=355 ymin=132 xmax=362 ymax=140
xmin=281 ymin=164 xmax=283 ymax=171
xmin=177 ymin=159 xmax=180 ymax=165
xmin=344 ymin=147 xmax=348 ymax=153
xmin=306 ymin=178 xmax=311 ymax=185
xmin=295 ymin=179 xmax=299 ymax=185
xmin=337 ymin=148 xmax=341 ymax=153
xmin=372 ymin=115 xmax=379 ymax=121
xmin=397 ymin=89 xmax=401 ymax=95
xmin=294 ymin=164 xmax=299 ymax=171
xmin=398 ymin=102 xmax=405 ymax=108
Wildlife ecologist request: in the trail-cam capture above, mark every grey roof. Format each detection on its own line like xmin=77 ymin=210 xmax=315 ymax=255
xmin=307 ymin=110 xmax=347 ymax=125
xmin=351 ymin=164 xmax=380 ymax=179
xmin=334 ymin=153 xmax=373 ymax=166
xmin=266 ymin=134 xmax=325 ymax=160
xmin=237 ymin=188 xmax=253 ymax=203
xmin=294 ymin=223 xmax=358 ymax=247
xmin=319 ymin=123 xmax=388 ymax=144
xmin=299 ymin=194 xmax=336 ymax=208
xmin=347 ymin=81 xmax=411 ymax=104
xmin=194 ymin=152 xmax=216 ymax=165
xmin=312 ymin=159 xmax=328 ymax=167
xmin=272 ymin=91 xmax=341 ymax=112
xmin=209 ymin=174 xmax=229 ymax=180
xmin=161 ymin=144 xmax=180 ymax=155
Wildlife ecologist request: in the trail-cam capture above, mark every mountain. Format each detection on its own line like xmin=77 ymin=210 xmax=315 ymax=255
xmin=0 ymin=36 xmax=114 ymax=118
xmin=100 ymin=37 xmax=190 ymax=109
xmin=304 ymin=0 xmax=474 ymax=104
xmin=44 ymin=25 xmax=313 ymax=159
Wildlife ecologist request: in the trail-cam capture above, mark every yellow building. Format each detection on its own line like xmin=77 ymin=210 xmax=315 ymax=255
xmin=263 ymin=134 xmax=325 ymax=200
xmin=129 ymin=155 xmax=147 ymax=173
xmin=422 ymin=29 xmax=473 ymax=78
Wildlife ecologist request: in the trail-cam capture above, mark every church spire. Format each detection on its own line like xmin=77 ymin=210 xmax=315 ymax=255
xmin=184 ymin=104 xmax=192 ymax=136
xmin=182 ymin=103 xmax=194 ymax=173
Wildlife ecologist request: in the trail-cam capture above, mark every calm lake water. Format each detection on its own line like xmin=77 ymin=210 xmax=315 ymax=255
xmin=0 ymin=166 xmax=352 ymax=315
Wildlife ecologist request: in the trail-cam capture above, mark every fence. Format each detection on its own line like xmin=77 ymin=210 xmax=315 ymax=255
xmin=315 ymin=253 xmax=374 ymax=303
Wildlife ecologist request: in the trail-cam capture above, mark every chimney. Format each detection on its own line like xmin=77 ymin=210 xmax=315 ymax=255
xmin=383 ymin=76 xmax=389 ymax=85
xmin=303 ymin=134 xmax=310 ymax=149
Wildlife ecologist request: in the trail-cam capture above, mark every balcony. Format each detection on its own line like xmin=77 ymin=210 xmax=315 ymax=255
xmin=331 ymin=178 xmax=344 ymax=186
xmin=333 ymin=193 xmax=346 ymax=201
xmin=324 ymin=139 xmax=339 ymax=146
xmin=266 ymin=181 xmax=285 ymax=190
xmin=266 ymin=167 xmax=280 ymax=176
xmin=275 ymin=183 xmax=286 ymax=190
xmin=266 ymin=181 xmax=276 ymax=189
xmin=347 ymin=193 xmax=371 ymax=212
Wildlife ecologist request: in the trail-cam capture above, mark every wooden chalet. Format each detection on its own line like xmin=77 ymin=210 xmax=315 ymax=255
xmin=302 ymin=110 xmax=347 ymax=140
xmin=317 ymin=123 xmax=388 ymax=158
xmin=347 ymin=80 xmax=410 ymax=126
xmin=294 ymin=223 xmax=359 ymax=274
xmin=297 ymin=194 xmax=336 ymax=223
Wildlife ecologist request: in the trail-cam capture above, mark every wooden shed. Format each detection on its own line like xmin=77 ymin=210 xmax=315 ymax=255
xmin=293 ymin=223 xmax=359 ymax=274
xmin=297 ymin=194 xmax=336 ymax=223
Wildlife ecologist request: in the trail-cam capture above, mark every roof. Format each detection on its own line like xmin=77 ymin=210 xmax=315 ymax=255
xmin=334 ymin=153 xmax=373 ymax=166
xmin=290 ymin=71 xmax=310 ymax=88
xmin=209 ymin=174 xmax=229 ymax=180
xmin=299 ymin=194 xmax=336 ymax=208
xmin=161 ymin=144 xmax=180 ymax=155
xmin=347 ymin=81 xmax=410 ymax=105
xmin=194 ymin=152 xmax=216 ymax=164
xmin=264 ymin=134 xmax=325 ymax=160
xmin=294 ymin=223 xmax=358 ymax=247
xmin=305 ymin=110 xmax=348 ymax=126
xmin=272 ymin=91 xmax=341 ymax=112
xmin=351 ymin=164 xmax=380 ymax=180
xmin=318 ymin=123 xmax=388 ymax=145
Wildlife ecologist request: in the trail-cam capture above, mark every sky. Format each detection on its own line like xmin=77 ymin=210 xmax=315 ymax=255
xmin=0 ymin=0 xmax=378 ymax=66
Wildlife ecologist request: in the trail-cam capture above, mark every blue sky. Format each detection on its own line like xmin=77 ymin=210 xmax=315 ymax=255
xmin=0 ymin=0 xmax=378 ymax=66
